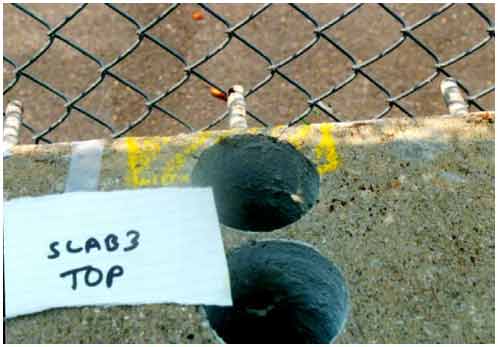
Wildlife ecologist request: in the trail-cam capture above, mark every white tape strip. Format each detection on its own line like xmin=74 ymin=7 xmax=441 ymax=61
xmin=65 ymin=140 xmax=104 ymax=192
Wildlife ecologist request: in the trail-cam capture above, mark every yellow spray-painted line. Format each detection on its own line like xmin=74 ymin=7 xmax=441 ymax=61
xmin=287 ymin=125 xmax=312 ymax=150
xmin=124 ymin=123 xmax=341 ymax=188
xmin=269 ymin=125 xmax=286 ymax=138
xmin=315 ymin=123 xmax=340 ymax=175
xmin=125 ymin=132 xmax=213 ymax=187
xmin=126 ymin=137 xmax=168 ymax=187
xmin=159 ymin=131 xmax=212 ymax=185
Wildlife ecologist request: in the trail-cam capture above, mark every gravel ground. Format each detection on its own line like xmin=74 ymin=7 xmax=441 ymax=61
xmin=3 ymin=3 xmax=495 ymax=144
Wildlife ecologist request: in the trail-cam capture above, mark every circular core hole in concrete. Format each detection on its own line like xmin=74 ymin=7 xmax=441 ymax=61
xmin=203 ymin=240 xmax=349 ymax=344
xmin=191 ymin=134 xmax=320 ymax=231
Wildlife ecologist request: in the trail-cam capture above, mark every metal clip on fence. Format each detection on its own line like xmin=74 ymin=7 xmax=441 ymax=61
xmin=3 ymin=100 xmax=23 ymax=158
xmin=228 ymin=85 xmax=247 ymax=129
xmin=440 ymin=78 xmax=469 ymax=116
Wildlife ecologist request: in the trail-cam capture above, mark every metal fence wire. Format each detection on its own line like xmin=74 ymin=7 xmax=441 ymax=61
xmin=3 ymin=3 xmax=495 ymax=144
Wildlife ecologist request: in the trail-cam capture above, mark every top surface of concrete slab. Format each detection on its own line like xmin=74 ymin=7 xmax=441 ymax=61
xmin=4 ymin=112 xmax=495 ymax=343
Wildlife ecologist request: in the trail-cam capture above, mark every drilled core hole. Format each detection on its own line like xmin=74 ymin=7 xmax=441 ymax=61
xmin=204 ymin=240 xmax=349 ymax=344
xmin=191 ymin=134 xmax=320 ymax=231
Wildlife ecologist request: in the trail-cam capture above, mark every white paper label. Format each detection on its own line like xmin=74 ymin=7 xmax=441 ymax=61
xmin=4 ymin=187 xmax=232 ymax=318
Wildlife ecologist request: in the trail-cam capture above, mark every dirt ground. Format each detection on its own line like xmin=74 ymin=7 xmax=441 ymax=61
xmin=3 ymin=3 xmax=495 ymax=144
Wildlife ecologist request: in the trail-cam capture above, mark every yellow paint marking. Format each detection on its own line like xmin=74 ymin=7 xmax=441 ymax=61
xmin=126 ymin=133 xmax=212 ymax=187
xmin=315 ymin=123 xmax=340 ymax=175
xmin=247 ymin=127 xmax=261 ymax=135
xmin=126 ymin=137 xmax=168 ymax=187
xmin=159 ymin=131 xmax=212 ymax=185
xmin=287 ymin=125 xmax=312 ymax=150
xmin=270 ymin=125 xmax=286 ymax=138
xmin=126 ymin=123 xmax=340 ymax=187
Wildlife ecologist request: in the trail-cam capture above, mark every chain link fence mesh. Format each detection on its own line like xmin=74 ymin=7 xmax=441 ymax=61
xmin=3 ymin=3 xmax=495 ymax=144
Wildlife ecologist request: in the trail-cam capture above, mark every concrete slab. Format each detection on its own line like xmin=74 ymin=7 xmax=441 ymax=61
xmin=4 ymin=112 xmax=494 ymax=343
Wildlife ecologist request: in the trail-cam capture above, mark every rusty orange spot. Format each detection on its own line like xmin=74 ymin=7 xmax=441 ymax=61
xmin=210 ymin=87 xmax=227 ymax=101
xmin=390 ymin=180 xmax=401 ymax=189
xmin=481 ymin=112 xmax=494 ymax=123
xmin=192 ymin=10 xmax=205 ymax=21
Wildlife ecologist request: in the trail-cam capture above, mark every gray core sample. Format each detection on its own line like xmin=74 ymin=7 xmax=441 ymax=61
xmin=204 ymin=240 xmax=350 ymax=343
xmin=191 ymin=134 xmax=320 ymax=231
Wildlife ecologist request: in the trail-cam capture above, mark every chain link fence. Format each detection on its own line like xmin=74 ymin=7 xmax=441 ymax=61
xmin=3 ymin=3 xmax=495 ymax=144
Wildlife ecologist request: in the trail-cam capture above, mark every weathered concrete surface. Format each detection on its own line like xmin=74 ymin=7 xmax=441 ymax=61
xmin=4 ymin=112 xmax=494 ymax=343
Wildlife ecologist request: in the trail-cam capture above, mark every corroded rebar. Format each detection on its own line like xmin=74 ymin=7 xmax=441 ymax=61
xmin=3 ymin=100 xmax=23 ymax=156
xmin=441 ymin=78 xmax=469 ymax=116
xmin=228 ymin=85 xmax=247 ymax=129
